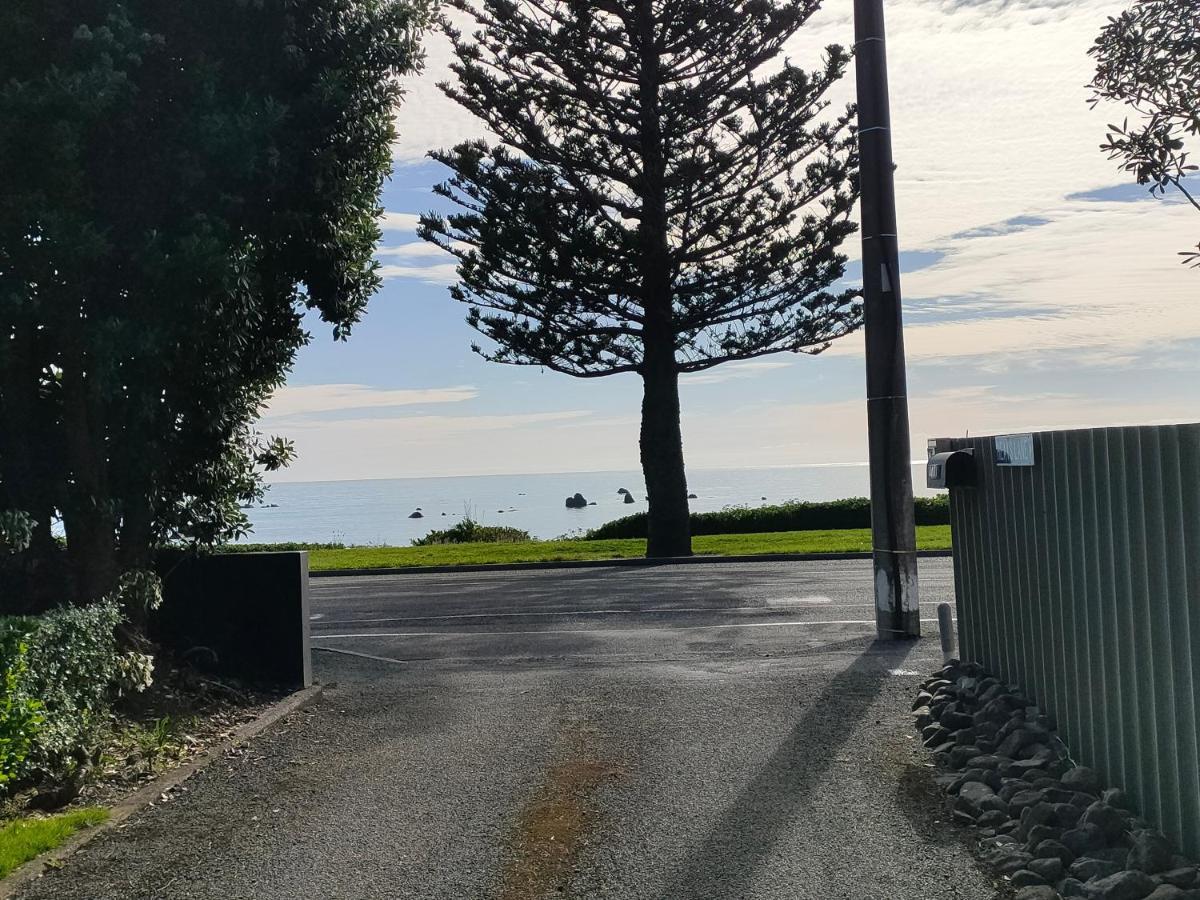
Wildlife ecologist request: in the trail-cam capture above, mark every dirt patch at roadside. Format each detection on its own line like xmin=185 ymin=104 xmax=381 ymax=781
xmin=498 ymin=723 xmax=625 ymax=900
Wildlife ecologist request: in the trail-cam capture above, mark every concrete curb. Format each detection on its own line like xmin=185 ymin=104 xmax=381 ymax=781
xmin=310 ymin=548 xmax=953 ymax=578
xmin=0 ymin=682 xmax=327 ymax=899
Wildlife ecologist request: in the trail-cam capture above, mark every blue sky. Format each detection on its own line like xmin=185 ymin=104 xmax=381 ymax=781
xmin=263 ymin=0 xmax=1200 ymax=482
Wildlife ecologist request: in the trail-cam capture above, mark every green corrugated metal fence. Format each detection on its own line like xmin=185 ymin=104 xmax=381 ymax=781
xmin=944 ymin=424 xmax=1200 ymax=856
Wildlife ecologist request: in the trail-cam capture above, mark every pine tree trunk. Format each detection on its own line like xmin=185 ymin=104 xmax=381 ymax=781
xmin=639 ymin=336 xmax=691 ymax=558
xmin=631 ymin=0 xmax=689 ymax=558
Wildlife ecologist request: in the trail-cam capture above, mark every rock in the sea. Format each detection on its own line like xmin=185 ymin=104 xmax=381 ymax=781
xmin=408 ymin=511 xmax=424 ymax=518
xmin=687 ymin=493 xmax=698 ymax=499
xmin=623 ymin=493 xmax=635 ymax=504
xmin=565 ymin=493 xmax=588 ymax=509
xmin=617 ymin=488 xmax=629 ymax=495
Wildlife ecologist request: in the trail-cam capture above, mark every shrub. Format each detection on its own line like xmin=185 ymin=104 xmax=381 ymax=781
xmin=0 ymin=593 xmax=151 ymax=787
xmin=0 ymin=639 xmax=42 ymax=787
xmin=412 ymin=516 xmax=531 ymax=546
xmin=583 ymin=496 xmax=950 ymax=540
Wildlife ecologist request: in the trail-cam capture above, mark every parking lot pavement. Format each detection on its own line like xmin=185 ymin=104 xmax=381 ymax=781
xmin=22 ymin=558 xmax=1002 ymax=900
xmin=308 ymin=557 xmax=957 ymax=668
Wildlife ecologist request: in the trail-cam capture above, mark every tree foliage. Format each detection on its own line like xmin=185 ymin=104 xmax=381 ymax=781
xmin=0 ymin=0 xmax=429 ymax=609
xmin=421 ymin=0 xmax=860 ymax=556
xmin=1088 ymin=0 xmax=1200 ymax=266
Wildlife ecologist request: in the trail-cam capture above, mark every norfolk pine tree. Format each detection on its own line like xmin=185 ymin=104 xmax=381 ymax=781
xmin=421 ymin=0 xmax=861 ymax=557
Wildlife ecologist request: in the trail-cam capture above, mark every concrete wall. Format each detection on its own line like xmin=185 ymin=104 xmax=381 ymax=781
xmin=155 ymin=551 xmax=312 ymax=689
xmin=943 ymin=424 xmax=1200 ymax=855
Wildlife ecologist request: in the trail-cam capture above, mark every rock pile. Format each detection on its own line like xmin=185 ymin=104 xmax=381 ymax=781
xmin=915 ymin=660 xmax=1200 ymax=900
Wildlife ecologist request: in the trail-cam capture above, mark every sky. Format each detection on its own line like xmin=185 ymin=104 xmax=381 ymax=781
xmin=262 ymin=0 xmax=1200 ymax=483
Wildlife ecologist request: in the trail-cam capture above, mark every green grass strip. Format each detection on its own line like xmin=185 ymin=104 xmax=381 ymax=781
xmin=0 ymin=807 xmax=110 ymax=879
xmin=307 ymin=525 xmax=952 ymax=572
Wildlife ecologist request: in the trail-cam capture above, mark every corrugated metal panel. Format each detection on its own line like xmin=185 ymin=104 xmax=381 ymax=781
xmin=946 ymin=423 xmax=1200 ymax=855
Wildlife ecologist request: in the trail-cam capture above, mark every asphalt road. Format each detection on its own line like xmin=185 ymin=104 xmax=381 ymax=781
xmin=23 ymin=558 xmax=1003 ymax=900
xmin=308 ymin=558 xmax=953 ymax=667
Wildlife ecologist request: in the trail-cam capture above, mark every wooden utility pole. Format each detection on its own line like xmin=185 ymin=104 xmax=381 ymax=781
xmin=853 ymin=0 xmax=920 ymax=639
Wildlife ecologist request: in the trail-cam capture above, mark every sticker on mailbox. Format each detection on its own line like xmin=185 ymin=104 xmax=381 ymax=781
xmin=994 ymin=433 xmax=1035 ymax=466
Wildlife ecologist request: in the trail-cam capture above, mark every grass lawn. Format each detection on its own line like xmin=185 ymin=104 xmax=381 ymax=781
xmin=307 ymin=525 xmax=951 ymax=572
xmin=0 ymin=807 xmax=110 ymax=879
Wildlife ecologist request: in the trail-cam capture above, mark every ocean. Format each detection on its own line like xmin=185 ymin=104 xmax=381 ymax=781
xmin=243 ymin=463 xmax=936 ymax=546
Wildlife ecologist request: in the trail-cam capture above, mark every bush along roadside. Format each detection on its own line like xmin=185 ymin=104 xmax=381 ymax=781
xmin=0 ymin=580 xmax=156 ymax=808
xmin=914 ymin=660 xmax=1200 ymax=900
xmin=584 ymin=495 xmax=950 ymax=540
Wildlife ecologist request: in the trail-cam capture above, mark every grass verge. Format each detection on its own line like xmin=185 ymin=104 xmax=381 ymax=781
xmin=307 ymin=525 xmax=952 ymax=572
xmin=0 ymin=807 xmax=109 ymax=879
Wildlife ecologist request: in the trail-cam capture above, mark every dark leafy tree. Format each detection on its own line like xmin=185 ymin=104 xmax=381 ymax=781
xmin=0 ymin=0 xmax=430 ymax=612
xmin=1088 ymin=0 xmax=1200 ymax=267
xmin=421 ymin=0 xmax=860 ymax=557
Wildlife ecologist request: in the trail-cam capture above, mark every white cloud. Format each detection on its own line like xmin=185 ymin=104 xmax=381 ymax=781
xmin=379 ymin=211 xmax=422 ymax=232
xmin=263 ymin=384 xmax=478 ymax=420
xmin=392 ymin=9 xmax=499 ymax=162
xmin=378 ymin=262 xmax=459 ymax=285
xmin=376 ymin=242 xmax=451 ymax=260
xmin=891 ymin=198 xmax=1196 ymax=364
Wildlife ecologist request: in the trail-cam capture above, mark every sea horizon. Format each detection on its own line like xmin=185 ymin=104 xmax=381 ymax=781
xmin=246 ymin=461 xmax=937 ymax=546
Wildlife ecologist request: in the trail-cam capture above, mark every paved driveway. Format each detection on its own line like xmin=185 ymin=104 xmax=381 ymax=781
xmin=23 ymin=558 xmax=1002 ymax=900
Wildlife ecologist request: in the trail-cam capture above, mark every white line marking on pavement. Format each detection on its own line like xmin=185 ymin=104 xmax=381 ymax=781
xmin=314 ymin=645 xmax=410 ymax=665
xmin=312 ymin=617 xmax=942 ymax=640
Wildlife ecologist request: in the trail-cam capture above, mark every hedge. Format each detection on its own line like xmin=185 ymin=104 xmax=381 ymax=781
xmin=0 ymin=598 xmax=152 ymax=790
xmin=582 ymin=496 xmax=950 ymax=540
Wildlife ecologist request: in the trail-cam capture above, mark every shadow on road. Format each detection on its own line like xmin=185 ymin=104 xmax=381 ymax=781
xmin=658 ymin=639 xmax=921 ymax=900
